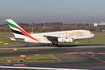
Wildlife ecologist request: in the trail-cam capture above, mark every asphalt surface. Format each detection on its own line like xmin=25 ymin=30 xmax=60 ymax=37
xmin=0 ymin=44 xmax=105 ymax=70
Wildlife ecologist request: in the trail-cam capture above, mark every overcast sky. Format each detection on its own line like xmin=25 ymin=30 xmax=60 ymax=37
xmin=0 ymin=0 xmax=105 ymax=24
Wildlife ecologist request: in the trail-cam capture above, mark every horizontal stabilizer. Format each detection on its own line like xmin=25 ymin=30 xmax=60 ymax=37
xmin=9 ymin=37 xmax=25 ymax=41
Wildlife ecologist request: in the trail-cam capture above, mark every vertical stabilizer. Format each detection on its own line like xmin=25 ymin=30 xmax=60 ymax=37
xmin=6 ymin=19 xmax=27 ymax=38
xmin=6 ymin=19 xmax=39 ymax=41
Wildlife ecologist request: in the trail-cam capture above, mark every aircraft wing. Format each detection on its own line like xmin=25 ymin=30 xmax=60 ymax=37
xmin=44 ymin=35 xmax=74 ymax=43
xmin=44 ymin=36 xmax=58 ymax=43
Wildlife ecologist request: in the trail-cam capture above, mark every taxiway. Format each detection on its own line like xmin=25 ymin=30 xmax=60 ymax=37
xmin=0 ymin=44 xmax=105 ymax=70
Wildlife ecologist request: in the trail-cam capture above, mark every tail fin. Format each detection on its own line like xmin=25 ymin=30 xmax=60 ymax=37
xmin=6 ymin=19 xmax=39 ymax=41
xmin=6 ymin=19 xmax=27 ymax=37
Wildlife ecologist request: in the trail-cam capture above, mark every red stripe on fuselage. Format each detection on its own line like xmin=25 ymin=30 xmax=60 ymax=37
xmin=17 ymin=26 xmax=39 ymax=41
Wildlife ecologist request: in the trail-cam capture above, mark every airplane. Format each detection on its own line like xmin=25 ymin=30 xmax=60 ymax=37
xmin=6 ymin=19 xmax=94 ymax=46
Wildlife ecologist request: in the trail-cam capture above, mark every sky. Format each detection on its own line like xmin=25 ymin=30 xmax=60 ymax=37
xmin=0 ymin=0 xmax=105 ymax=24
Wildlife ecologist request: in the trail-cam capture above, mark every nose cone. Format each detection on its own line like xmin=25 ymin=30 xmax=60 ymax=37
xmin=91 ymin=33 xmax=95 ymax=38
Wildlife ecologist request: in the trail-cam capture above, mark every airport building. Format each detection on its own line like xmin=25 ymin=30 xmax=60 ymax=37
xmin=99 ymin=22 xmax=105 ymax=25
xmin=94 ymin=23 xmax=98 ymax=26
xmin=94 ymin=22 xmax=105 ymax=26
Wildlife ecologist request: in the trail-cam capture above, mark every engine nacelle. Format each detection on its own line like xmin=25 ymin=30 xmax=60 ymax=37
xmin=58 ymin=38 xmax=73 ymax=43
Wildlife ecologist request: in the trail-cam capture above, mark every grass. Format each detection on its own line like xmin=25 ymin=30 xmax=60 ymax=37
xmin=0 ymin=54 xmax=56 ymax=60
xmin=0 ymin=54 xmax=58 ymax=63
xmin=0 ymin=32 xmax=24 ymax=46
xmin=0 ymin=32 xmax=105 ymax=46
xmin=0 ymin=49 xmax=27 ymax=53
xmin=0 ymin=32 xmax=105 ymax=64
xmin=73 ymin=35 xmax=105 ymax=44
xmin=93 ymin=32 xmax=105 ymax=34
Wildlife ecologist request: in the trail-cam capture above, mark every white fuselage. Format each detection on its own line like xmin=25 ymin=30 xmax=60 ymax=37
xmin=6 ymin=19 xmax=94 ymax=45
xmin=23 ymin=30 xmax=94 ymax=44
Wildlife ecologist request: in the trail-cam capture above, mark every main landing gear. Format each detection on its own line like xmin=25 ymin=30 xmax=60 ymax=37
xmin=48 ymin=43 xmax=59 ymax=47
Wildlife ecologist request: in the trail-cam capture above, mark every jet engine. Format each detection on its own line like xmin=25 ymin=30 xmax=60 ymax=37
xmin=58 ymin=37 xmax=73 ymax=43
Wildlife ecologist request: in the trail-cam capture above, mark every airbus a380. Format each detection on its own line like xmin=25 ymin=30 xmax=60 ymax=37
xmin=6 ymin=19 xmax=94 ymax=46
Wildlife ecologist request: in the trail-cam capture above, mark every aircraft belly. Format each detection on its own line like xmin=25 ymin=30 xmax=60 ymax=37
xmin=39 ymin=38 xmax=52 ymax=43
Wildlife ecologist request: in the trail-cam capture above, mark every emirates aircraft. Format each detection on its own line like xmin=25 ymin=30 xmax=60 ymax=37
xmin=6 ymin=19 xmax=94 ymax=46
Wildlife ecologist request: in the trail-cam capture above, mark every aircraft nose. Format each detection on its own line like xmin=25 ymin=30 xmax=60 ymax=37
xmin=91 ymin=33 xmax=95 ymax=38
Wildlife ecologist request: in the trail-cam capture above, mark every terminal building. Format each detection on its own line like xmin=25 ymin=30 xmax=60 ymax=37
xmin=94 ymin=22 xmax=105 ymax=31
xmin=94 ymin=23 xmax=98 ymax=26
xmin=99 ymin=22 xmax=105 ymax=26
xmin=94 ymin=22 xmax=105 ymax=26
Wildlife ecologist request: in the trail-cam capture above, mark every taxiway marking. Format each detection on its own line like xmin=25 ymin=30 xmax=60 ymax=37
xmin=67 ymin=48 xmax=105 ymax=63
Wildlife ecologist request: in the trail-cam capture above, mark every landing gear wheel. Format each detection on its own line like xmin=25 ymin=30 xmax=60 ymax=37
xmin=49 ymin=43 xmax=58 ymax=47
